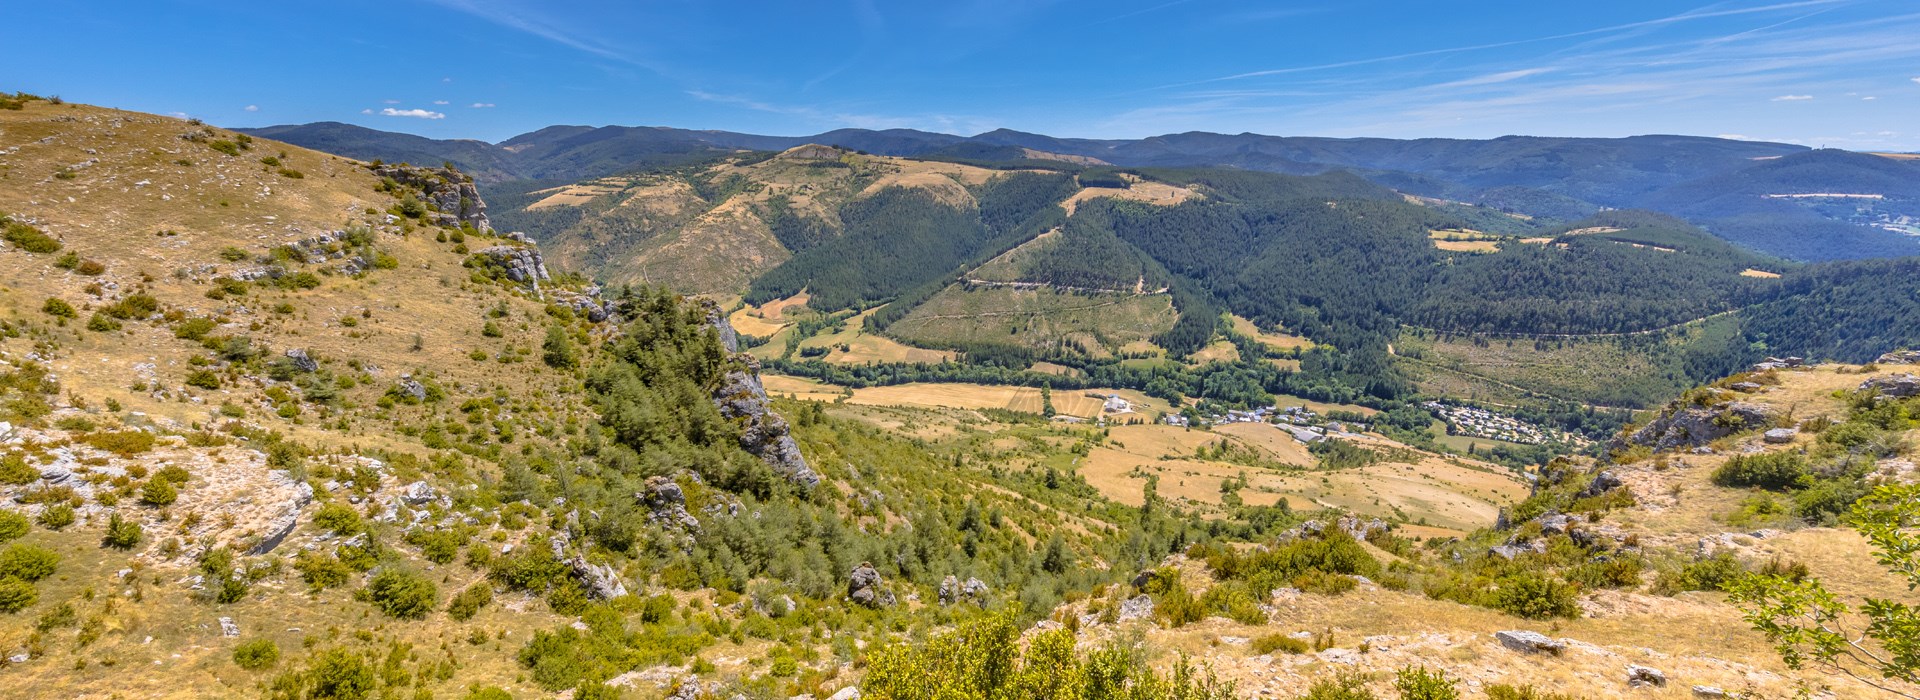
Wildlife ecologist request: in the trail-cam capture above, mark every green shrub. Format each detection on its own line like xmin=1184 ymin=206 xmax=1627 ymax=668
xmin=0 ymin=510 xmax=27 ymax=541
xmin=219 ymin=246 xmax=250 ymax=262
xmin=102 ymin=512 xmax=142 ymax=549
xmin=185 ymin=370 xmax=222 ymax=390
xmin=140 ymin=478 xmax=178 ymax=506
xmin=36 ymin=504 xmax=74 ymax=530
xmin=0 ymin=543 xmax=60 ymax=581
xmin=87 ymin=313 xmax=121 ymax=332
xmin=174 ymin=317 xmax=218 ymax=340
xmin=1712 ymin=452 xmax=1809 ymax=491
xmin=1484 ymin=685 xmax=1579 ymax=700
xmin=0 ymin=454 xmax=35 ymax=485
xmin=294 ymin=552 xmax=352 ymax=591
xmin=102 ymin=293 xmax=159 ymax=319
xmin=233 ymin=638 xmax=280 ymax=670
xmin=1299 ymin=673 xmax=1376 ymax=700
xmin=362 ymin=568 xmax=438 ymax=619
xmin=0 ymin=577 xmax=37 ymax=613
xmin=312 ymin=502 xmax=363 ymax=535
xmin=1251 ymin=633 xmax=1309 ymax=655
xmin=447 ymin=582 xmax=494 ymax=621
xmin=305 ymin=647 xmax=375 ymax=700
xmin=86 ymin=430 xmax=155 ymax=456
xmin=1395 ymin=666 xmax=1460 ymax=700
xmin=1488 ymin=573 xmax=1579 ymax=620
xmin=464 ymin=687 xmax=513 ymax=700
xmin=41 ymin=297 xmax=75 ymax=319
xmin=3 ymin=221 xmax=61 ymax=253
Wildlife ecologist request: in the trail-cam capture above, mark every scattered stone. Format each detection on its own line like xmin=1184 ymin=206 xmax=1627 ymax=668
xmin=396 ymin=378 xmax=427 ymax=401
xmin=1763 ymin=427 xmax=1798 ymax=444
xmin=38 ymin=466 xmax=72 ymax=485
xmin=1494 ymin=630 xmax=1567 ymax=655
xmin=1728 ymin=382 xmax=1763 ymax=393
xmin=1691 ymin=686 xmax=1729 ymax=698
xmin=826 ymin=687 xmax=861 ymax=700
xmin=6 ymin=653 xmax=26 ymax=664
xmin=937 ymin=575 xmax=991 ymax=606
xmin=1626 ymin=664 xmax=1667 ymax=687
xmin=219 ymin=617 xmax=240 ymax=637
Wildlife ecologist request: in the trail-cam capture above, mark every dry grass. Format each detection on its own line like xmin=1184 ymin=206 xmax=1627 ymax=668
xmin=1739 ymin=268 xmax=1781 ymax=279
xmin=1229 ymin=314 xmax=1313 ymax=351
xmin=1060 ymin=177 xmax=1199 ymax=215
xmin=1434 ymin=239 xmax=1500 ymax=253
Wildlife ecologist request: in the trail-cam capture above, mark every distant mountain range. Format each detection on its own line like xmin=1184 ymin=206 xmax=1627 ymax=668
xmin=239 ymin=121 xmax=1920 ymax=262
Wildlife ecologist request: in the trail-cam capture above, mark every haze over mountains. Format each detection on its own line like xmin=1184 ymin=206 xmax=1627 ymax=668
xmin=242 ymin=120 xmax=1920 ymax=263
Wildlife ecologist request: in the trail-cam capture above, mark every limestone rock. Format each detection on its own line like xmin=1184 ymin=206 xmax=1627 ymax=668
xmin=1579 ymin=470 xmax=1625 ymax=498
xmin=827 ymin=687 xmax=861 ymax=700
xmin=1494 ymin=630 xmax=1566 ymax=655
xmin=1118 ymin=594 xmax=1155 ymax=621
xmin=1876 ymin=350 xmax=1920 ymax=365
xmin=705 ymin=306 xmax=819 ymax=489
xmin=401 ymin=480 xmax=435 ymax=505
xmin=1621 ymin=401 xmax=1776 ymax=451
xmin=848 ymin=562 xmax=891 ymax=608
xmin=370 ymin=164 xmax=492 ymax=232
xmin=1626 ymin=664 xmax=1667 ymax=687
xmin=1862 ymin=373 xmax=1920 ymax=398
xmin=219 ymin=617 xmax=240 ymax=637
xmin=1763 ymin=427 xmax=1798 ymax=444
xmin=1691 ymin=685 xmax=1728 ymax=697
xmin=937 ymin=575 xmax=990 ymax=606
xmin=285 ymin=348 xmax=318 ymax=373
xmin=638 ymin=476 xmax=701 ymax=533
xmin=472 ymin=245 xmax=549 ymax=284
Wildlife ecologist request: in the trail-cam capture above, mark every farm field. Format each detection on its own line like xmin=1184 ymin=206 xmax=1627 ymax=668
xmin=886 ymin=284 xmax=1175 ymax=357
xmin=1073 ymin=423 xmax=1525 ymax=533
xmin=1228 ymin=314 xmax=1314 ymax=351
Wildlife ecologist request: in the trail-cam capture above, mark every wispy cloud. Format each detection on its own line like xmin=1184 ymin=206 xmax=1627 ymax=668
xmin=433 ymin=100 xmax=450 ymax=105
xmin=1169 ymin=0 xmax=1853 ymax=88
xmin=382 ymin=99 xmax=402 ymax=104
xmin=380 ymin=108 xmax=446 ymax=119
xmin=243 ymin=105 xmax=259 ymax=112
xmin=470 ymin=102 xmax=496 ymax=108
xmin=1771 ymin=94 xmax=1814 ymax=101
xmin=422 ymin=0 xmax=671 ymax=75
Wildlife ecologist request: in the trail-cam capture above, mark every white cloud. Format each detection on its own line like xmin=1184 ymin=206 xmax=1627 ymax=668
xmin=382 ymin=99 xmax=402 ymax=104
xmin=1912 ymin=77 xmax=1920 ymax=84
xmin=1771 ymin=94 xmax=1813 ymax=101
xmin=442 ymin=77 xmax=454 ymax=83
xmin=433 ymin=100 xmax=450 ymax=105
xmin=243 ymin=105 xmax=259 ymax=112
xmin=360 ymin=108 xmax=373 ymax=115
xmin=470 ymin=102 xmax=496 ymax=108
xmin=380 ymin=108 xmax=446 ymax=119
xmin=1864 ymin=96 xmax=1878 ymax=100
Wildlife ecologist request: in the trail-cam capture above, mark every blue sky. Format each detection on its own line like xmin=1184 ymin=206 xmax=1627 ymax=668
xmin=8 ymin=0 xmax=1920 ymax=149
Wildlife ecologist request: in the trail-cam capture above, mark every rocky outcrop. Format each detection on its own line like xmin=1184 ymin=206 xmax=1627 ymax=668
xmin=704 ymin=304 xmax=820 ymax=489
xmin=471 ymin=245 xmax=550 ymax=285
xmin=638 ymin=476 xmax=701 ymax=533
xmin=1763 ymin=427 xmax=1798 ymax=444
xmin=1627 ymin=664 xmax=1668 ymax=687
xmin=1620 ymin=400 xmax=1776 ymax=451
xmin=549 ymin=531 xmax=627 ymax=600
xmin=848 ymin=562 xmax=893 ymax=608
xmin=937 ymin=575 xmax=990 ymax=606
xmin=1877 ymin=350 xmax=1920 ymax=365
xmin=371 ymin=164 xmax=492 ymax=232
xmin=1117 ymin=594 xmax=1155 ymax=621
xmin=1861 ymin=373 xmax=1920 ymax=398
xmin=285 ymin=348 xmax=319 ymax=373
xmin=1578 ymin=470 xmax=1625 ymax=499
xmin=1495 ymin=630 xmax=1566 ymax=655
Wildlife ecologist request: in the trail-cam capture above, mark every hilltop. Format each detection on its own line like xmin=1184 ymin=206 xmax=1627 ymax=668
xmin=243 ymin=120 xmax=1920 ymax=262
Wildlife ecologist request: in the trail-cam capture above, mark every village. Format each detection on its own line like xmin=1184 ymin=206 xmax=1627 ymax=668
xmin=1422 ymin=401 xmax=1555 ymax=444
xmin=1155 ymin=401 xmax=1366 ymax=444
